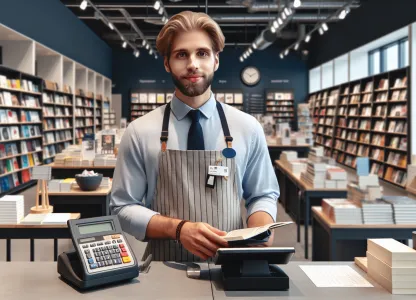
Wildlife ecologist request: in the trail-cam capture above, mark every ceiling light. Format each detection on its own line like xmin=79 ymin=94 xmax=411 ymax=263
xmin=252 ymin=42 xmax=257 ymax=49
xmin=284 ymin=49 xmax=289 ymax=56
xmin=154 ymin=1 xmax=161 ymax=10
xmin=164 ymin=18 xmax=168 ymax=24
xmin=284 ymin=7 xmax=290 ymax=16
xmin=271 ymin=26 xmax=276 ymax=33
xmin=142 ymin=40 xmax=146 ymax=46
xmin=240 ymin=57 xmax=244 ymax=62
xmin=122 ymin=41 xmax=127 ymax=48
xmin=120 ymin=35 xmax=125 ymax=42
xmin=322 ymin=23 xmax=328 ymax=31
xmin=278 ymin=18 xmax=283 ymax=25
xmin=339 ymin=9 xmax=347 ymax=19
xmin=134 ymin=50 xmax=140 ymax=58
xmin=243 ymin=53 xmax=247 ymax=59
xmin=248 ymin=48 xmax=253 ymax=54
xmin=294 ymin=43 xmax=299 ymax=50
xmin=280 ymin=53 xmax=284 ymax=59
xmin=80 ymin=0 xmax=88 ymax=10
xmin=305 ymin=34 xmax=311 ymax=43
xmin=158 ymin=7 xmax=164 ymax=15
xmin=319 ymin=28 xmax=324 ymax=35
xmin=108 ymin=22 xmax=114 ymax=30
xmin=146 ymin=44 xmax=150 ymax=50
xmin=273 ymin=20 xmax=279 ymax=28
xmin=294 ymin=0 xmax=302 ymax=8
xmin=162 ymin=16 xmax=166 ymax=22
xmin=150 ymin=49 xmax=153 ymax=55
xmin=155 ymin=54 xmax=158 ymax=59
xmin=282 ymin=11 xmax=287 ymax=20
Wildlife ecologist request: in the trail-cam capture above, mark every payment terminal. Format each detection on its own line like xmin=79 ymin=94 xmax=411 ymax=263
xmin=57 ymin=215 xmax=139 ymax=289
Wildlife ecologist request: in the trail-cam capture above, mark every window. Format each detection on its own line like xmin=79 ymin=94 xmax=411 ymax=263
xmin=368 ymin=37 xmax=408 ymax=75
xmin=369 ymin=50 xmax=380 ymax=75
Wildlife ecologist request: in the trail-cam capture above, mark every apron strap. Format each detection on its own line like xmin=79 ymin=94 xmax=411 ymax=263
xmin=216 ymin=101 xmax=233 ymax=149
xmin=160 ymin=100 xmax=233 ymax=150
xmin=160 ymin=103 xmax=171 ymax=152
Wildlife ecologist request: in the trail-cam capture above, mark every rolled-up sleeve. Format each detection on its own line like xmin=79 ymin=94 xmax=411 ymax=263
xmin=110 ymin=124 xmax=159 ymax=241
xmin=243 ymin=121 xmax=280 ymax=222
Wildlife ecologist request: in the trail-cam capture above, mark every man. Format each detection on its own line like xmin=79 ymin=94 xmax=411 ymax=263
xmin=111 ymin=11 xmax=280 ymax=262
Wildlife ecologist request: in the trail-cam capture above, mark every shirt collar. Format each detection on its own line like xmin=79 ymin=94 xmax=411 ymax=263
xmin=170 ymin=91 xmax=216 ymax=121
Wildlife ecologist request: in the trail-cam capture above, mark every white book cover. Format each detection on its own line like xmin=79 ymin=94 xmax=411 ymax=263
xmin=42 ymin=213 xmax=71 ymax=225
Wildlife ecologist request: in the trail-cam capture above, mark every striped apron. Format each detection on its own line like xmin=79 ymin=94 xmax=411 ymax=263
xmin=143 ymin=101 xmax=242 ymax=262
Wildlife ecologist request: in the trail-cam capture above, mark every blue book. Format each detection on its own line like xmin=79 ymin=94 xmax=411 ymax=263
xmin=356 ymin=157 xmax=370 ymax=176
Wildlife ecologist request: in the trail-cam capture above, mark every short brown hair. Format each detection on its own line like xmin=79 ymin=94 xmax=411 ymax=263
xmin=156 ymin=11 xmax=225 ymax=57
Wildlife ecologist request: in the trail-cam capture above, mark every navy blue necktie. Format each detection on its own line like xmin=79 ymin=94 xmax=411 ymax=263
xmin=187 ymin=110 xmax=205 ymax=150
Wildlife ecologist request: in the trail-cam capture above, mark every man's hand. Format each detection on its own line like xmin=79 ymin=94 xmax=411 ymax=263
xmin=180 ymin=222 xmax=228 ymax=260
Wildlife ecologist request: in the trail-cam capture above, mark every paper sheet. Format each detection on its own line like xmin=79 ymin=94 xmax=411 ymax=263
xmin=300 ymin=265 xmax=373 ymax=287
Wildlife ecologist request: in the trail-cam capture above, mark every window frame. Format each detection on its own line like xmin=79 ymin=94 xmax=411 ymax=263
xmin=368 ymin=37 xmax=408 ymax=75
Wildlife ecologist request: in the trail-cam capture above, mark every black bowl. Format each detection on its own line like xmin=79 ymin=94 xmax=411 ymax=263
xmin=75 ymin=174 xmax=103 ymax=191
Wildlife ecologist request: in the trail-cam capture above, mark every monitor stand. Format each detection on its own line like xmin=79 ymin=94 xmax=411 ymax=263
xmin=221 ymin=260 xmax=289 ymax=291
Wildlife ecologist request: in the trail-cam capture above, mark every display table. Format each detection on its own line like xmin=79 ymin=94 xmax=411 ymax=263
xmin=209 ymin=261 xmax=411 ymax=299
xmin=274 ymin=160 xmax=347 ymax=259
xmin=312 ymin=206 xmax=416 ymax=261
xmin=0 ymin=262 xmax=212 ymax=299
xmin=41 ymin=185 xmax=112 ymax=218
xmin=0 ymin=213 xmax=80 ymax=262
xmin=0 ymin=261 xmax=411 ymax=299
xmin=267 ymin=143 xmax=310 ymax=162
xmin=47 ymin=163 xmax=116 ymax=178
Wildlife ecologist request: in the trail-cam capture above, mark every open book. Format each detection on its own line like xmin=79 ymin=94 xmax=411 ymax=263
xmin=223 ymin=222 xmax=293 ymax=246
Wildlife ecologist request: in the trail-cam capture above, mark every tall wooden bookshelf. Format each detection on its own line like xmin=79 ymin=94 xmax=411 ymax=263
xmin=41 ymin=81 xmax=74 ymax=164
xmin=308 ymin=67 xmax=410 ymax=188
xmin=0 ymin=66 xmax=43 ymax=194
xmin=265 ymin=90 xmax=295 ymax=124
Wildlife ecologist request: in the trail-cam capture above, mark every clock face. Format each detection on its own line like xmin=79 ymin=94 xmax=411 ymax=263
xmin=241 ymin=67 xmax=260 ymax=86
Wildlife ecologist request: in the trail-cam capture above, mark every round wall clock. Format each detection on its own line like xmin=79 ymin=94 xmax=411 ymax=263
xmin=241 ymin=66 xmax=261 ymax=86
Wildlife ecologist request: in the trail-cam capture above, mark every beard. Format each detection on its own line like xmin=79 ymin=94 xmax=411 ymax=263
xmin=170 ymin=69 xmax=214 ymax=97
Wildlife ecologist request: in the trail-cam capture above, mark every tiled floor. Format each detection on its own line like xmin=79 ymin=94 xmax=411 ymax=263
xmin=0 ymin=185 xmax=310 ymax=262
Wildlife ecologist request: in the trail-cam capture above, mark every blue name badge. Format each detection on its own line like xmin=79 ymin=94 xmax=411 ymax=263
xmin=222 ymin=148 xmax=236 ymax=159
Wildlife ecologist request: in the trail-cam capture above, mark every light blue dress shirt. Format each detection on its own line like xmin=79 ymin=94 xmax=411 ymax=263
xmin=110 ymin=92 xmax=280 ymax=241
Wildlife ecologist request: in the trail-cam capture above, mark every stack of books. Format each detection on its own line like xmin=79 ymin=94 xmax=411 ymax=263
xmin=367 ymin=239 xmax=416 ymax=294
xmin=308 ymin=146 xmax=324 ymax=162
xmin=326 ymin=166 xmax=348 ymax=189
xmin=94 ymin=154 xmax=117 ymax=166
xmin=54 ymin=145 xmax=83 ymax=166
xmin=300 ymin=162 xmax=347 ymax=189
xmin=20 ymin=213 xmax=72 ymax=225
xmin=280 ymin=151 xmax=307 ymax=176
xmin=382 ymin=196 xmax=416 ymax=224
xmin=0 ymin=195 xmax=24 ymax=224
xmin=321 ymin=198 xmax=363 ymax=224
xmin=361 ymin=200 xmax=394 ymax=224
xmin=47 ymin=178 xmax=76 ymax=192
xmin=297 ymin=103 xmax=314 ymax=146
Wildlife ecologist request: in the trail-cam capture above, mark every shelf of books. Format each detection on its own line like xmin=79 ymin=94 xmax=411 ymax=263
xmin=95 ymin=94 xmax=103 ymax=132
xmin=74 ymin=91 xmax=94 ymax=143
xmin=0 ymin=66 xmax=43 ymax=194
xmin=213 ymin=91 xmax=244 ymax=111
xmin=130 ymin=91 xmax=173 ymax=121
xmin=308 ymin=67 xmax=410 ymax=189
xmin=41 ymin=80 xmax=74 ymax=164
xmin=265 ymin=90 xmax=295 ymax=123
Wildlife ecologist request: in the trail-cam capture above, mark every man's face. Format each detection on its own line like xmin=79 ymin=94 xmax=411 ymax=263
xmin=164 ymin=30 xmax=219 ymax=97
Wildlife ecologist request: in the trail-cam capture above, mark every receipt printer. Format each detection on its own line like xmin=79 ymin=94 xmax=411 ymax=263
xmin=213 ymin=247 xmax=295 ymax=291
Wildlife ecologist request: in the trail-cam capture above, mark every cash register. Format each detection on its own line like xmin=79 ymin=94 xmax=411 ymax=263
xmin=58 ymin=216 xmax=139 ymax=290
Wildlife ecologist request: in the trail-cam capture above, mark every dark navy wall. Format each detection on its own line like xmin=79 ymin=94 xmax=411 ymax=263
xmin=308 ymin=0 xmax=416 ymax=68
xmin=0 ymin=0 xmax=112 ymax=78
xmin=112 ymin=45 xmax=308 ymax=119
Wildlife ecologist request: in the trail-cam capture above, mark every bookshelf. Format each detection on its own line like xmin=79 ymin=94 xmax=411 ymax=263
xmin=0 ymin=66 xmax=43 ymax=194
xmin=95 ymin=94 xmax=103 ymax=131
xmin=102 ymin=98 xmax=114 ymax=127
xmin=41 ymin=80 xmax=74 ymax=164
xmin=130 ymin=91 xmax=173 ymax=121
xmin=213 ymin=90 xmax=244 ymax=111
xmin=265 ymin=90 xmax=295 ymax=124
xmin=309 ymin=67 xmax=410 ymax=189
xmin=74 ymin=92 xmax=94 ymax=142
